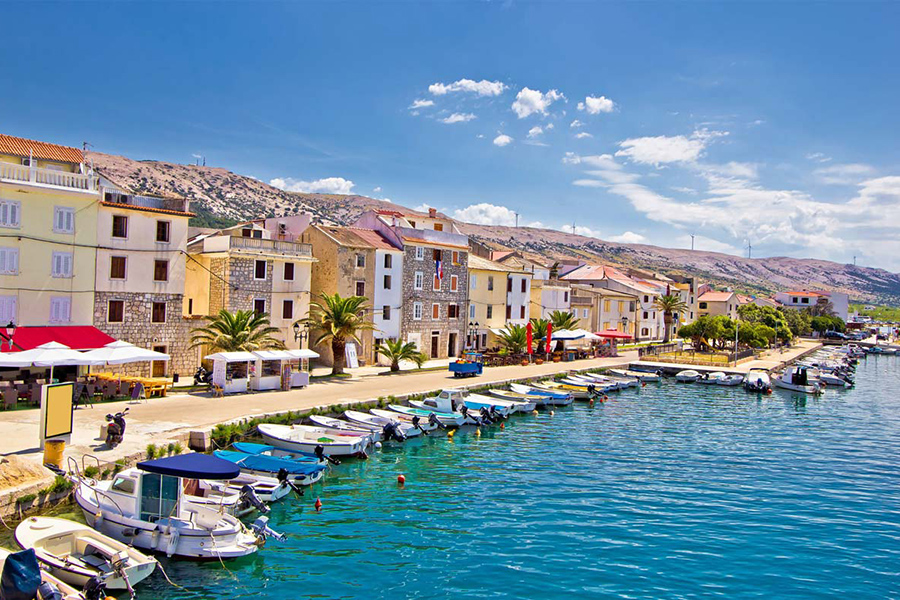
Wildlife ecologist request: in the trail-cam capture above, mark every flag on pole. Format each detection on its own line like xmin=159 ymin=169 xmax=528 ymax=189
xmin=546 ymin=323 xmax=553 ymax=354
xmin=526 ymin=321 xmax=533 ymax=355
xmin=436 ymin=258 xmax=443 ymax=281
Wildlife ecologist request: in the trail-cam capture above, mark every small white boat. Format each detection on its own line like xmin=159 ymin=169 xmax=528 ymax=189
xmin=509 ymin=383 xmax=574 ymax=405
xmin=743 ymin=369 xmax=772 ymax=393
xmin=389 ymin=404 xmax=466 ymax=427
xmin=15 ymin=517 xmax=157 ymax=594
xmin=675 ymin=370 xmax=701 ymax=383
xmin=258 ymin=423 xmax=371 ymax=457
xmin=773 ymin=366 xmax=823 ymax=394
xmin=0 ymin=547 xmax=84 ymax=600
xmin=698 ymin=372 xmax=742 ymax=386
xmin=532 ymin=381 xmax=593 ymax=399
xmin=485 ymin=389 xmax=538 ymax=411
xmin=343 ymin=410 xmax=423 ymax=438
xmin=716 ymin=374 xmax=744 ymax=386
xmin=309 ymin=415 xmax=384 ymax=442
xmin=415 ymin=389 xmax=514 ymax=419
xmin=370 ymin=408 xmax=439 ymax=432
xmin=610 ymin=368 xmax=661 ymax=382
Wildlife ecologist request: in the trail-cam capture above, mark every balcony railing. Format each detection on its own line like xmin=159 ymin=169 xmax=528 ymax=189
xmin=101 ymin=187 xmax=190 ymax=213
xmin=198 ymin=234 xmax=313 ymax=257
xmin=0 ymin=162 xmax=97 ymax=192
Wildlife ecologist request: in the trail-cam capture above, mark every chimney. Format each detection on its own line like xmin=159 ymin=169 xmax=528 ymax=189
xmin=428 ymin=207 xmax=437 ymax=218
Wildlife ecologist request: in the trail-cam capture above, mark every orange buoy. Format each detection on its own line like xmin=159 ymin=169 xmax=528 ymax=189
xmin=314 ymin=497 xmax=322 ymax=512
xmin=589 ymin=398 xmax=595 ymax=406
xmin=500 ymin=422 xmax=505 ymax=429
xmin=532 ymin=410 xmax=539 ymax=416
xmin=549 ymin=410 xmax=555 ymax=416
xmin=397 ymin=474 xmax=406 ymax=485
xmin=641 ymin=381 xmax=647 ymax=387
xmin=475 ymin=428 xmax=481 ymax=437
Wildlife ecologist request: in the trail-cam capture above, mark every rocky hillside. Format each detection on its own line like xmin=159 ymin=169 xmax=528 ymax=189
xmin=89 ymin=151 xmax=900 ymax=305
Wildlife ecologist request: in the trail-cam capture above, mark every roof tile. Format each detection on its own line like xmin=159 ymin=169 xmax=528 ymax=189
xmin=0 ymin=133 xmax=84 ymax=164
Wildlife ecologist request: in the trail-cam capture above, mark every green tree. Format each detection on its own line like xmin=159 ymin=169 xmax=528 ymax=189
xmin=497 ymin=324 xmax=528 ymax=354
xmin=549 ymin=310 xmax=580 ymax=331
xmin=190 ymin=309 xmax=284 ymax=353
xmin=299 ymin=293 xmax=376 ymax=375
xmin=779 ymin=307 xmax=812 ymax=337
xmin=738 ymin=304 xmax=792 ymax=343
xmin=376 ymin=339 xmax=428 ymax=372
xmin=678 ymin=315 xmax=728 ymax=349
xmin=529 ymin=317 xmax=550 ymax=346
xmin=653 ymin=294 xmax=688 ymax=343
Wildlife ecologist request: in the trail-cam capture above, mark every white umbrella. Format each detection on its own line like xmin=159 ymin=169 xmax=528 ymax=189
xmin=0 ymin=341 xmax=99 ymax=381
xmin=81 ymin=340 xmax=170 ymax=365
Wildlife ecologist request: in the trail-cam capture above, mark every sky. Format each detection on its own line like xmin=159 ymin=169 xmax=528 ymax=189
xmin=2 ymin=2 xmax=899 ymax=270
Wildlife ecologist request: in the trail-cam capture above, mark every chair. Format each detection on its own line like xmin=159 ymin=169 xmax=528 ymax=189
xmin=2 ymin=387 xmax=17 ymax=410
xmin=29 ymin=386 xmax=41 ymax=407
xmin=211 ymin=383 xmax=224 ymax=398
xmin=130 ymin=382 xmax=147 ymax=403
xmin=103 ymin=380 xmax=119 ymax=400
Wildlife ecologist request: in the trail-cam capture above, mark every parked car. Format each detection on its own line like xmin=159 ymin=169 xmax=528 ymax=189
xmin=824 ymin=330 xmax=847 ymax=340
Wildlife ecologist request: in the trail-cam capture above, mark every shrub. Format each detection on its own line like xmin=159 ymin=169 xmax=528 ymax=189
xmin=17 ymin=493 xmax=36 ymax=505
xmin=146 ymin=444 xmax=158 ymax=459
xmin=84 ymin=466 xmax=100 ymax=478
xmin=173 ymin=442 xmax=183 ymax=455
xmin=166 ymin=443 xmax=176 ymax=456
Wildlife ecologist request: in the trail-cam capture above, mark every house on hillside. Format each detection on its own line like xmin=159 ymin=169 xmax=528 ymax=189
xmin=697 ymin=291 xmax=740 ymax=320
xmin=774 ymin=290 xmax=849 ymax=321
xmin=570 ymin=285 xmax=639 ymax=334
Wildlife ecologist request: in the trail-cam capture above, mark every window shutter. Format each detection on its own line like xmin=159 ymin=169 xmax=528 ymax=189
xmin=9 ymin=203 xmax=18 ymax=227
xmin=65 ymin=254 xmax=72 ymax=276
xmin=0 ymin=204 xmax=7 ymax=226
xmin=50 ymin=299 xmax=59 ymax=323
xmin=65 ymin=210 xmax=74 ymax=232
xmin=8 ymin=249 xmax=17 ymax=274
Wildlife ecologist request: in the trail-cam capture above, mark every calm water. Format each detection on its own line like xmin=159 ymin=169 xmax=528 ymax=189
xmin=149 ymin=357 xmax=900 ymax=599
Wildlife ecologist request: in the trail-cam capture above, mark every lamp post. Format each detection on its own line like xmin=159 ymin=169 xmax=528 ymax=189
xmin=467 ymin=321 xmax=480 ymax=350
xmin=5 ymin=321 xmax=15 ymax=351
xmin=293 ymin=322 xmax=309 ymax=347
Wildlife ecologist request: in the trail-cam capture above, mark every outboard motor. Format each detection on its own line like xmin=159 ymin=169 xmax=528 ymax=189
xmin=479 ymin=406 xmax=494 ymax=425
xmin=382 ymin=422 xmax=406 ymax=443
xmin=314 ymin=444 xmax=340 ymax=466
xmin=587 ymin=384 xmax=596 ymax=396
xmin=82 ymin=577 xmax=107 ymax=600
xmin=250 ymin=516 xmax=286 ymax=543
xmin=240 ymin=484 xmax=269 ymax=514
xmin=36 ymin=582 xmax=63 ymax=600
xmin=428 ymin=412 xmax=445 ymax=430
xmin=411 ymin=414 xmax=428 ymax=436
xmin=276 ymin=467 xmax=304 ymax=496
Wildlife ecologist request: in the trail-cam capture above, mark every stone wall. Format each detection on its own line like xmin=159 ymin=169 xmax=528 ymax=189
xmin=208 ymin=257 xmax=227 ymax=314
xmin=226 ymin=257 xmax=273 ymax=312
xmin=94 ymin=292 xmax=195 ymax=377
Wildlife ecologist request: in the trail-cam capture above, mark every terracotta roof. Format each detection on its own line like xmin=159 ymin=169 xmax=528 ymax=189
xmin=468 ymin=254 xmax=528 ymax=273
xmin=375 ymin=209 xmax=406 ymax=218
xmin=491 ymin=251 xmax=515 ymax=261
xmin=0 ymin=133 xmax=84 ymax=164
xmin=99 ymin=201 xmax=194 ymax=217
xmin=698 ymin=291 xmax=736 ymax=302
xmin=400 ymin=235 xmax=469 ymax=250
xmin=317 ymin=226 xmax=400 ymax=250
xmin=561 ymin=265 xmax=613 ymax=281
xmin=350 ymin=228 xmax=400 ymax=251
xmin=786 ymin=290 xmax=824 ymax=297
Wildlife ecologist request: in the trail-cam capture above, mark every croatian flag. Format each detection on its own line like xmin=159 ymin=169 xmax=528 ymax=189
xmin=436 ymin=258 xmax=443 ymax=281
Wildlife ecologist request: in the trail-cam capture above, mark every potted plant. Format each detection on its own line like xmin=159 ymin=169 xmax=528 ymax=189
xmin=521 ymin=357 xmax=529 ymax=366
xmin=535 ymin=357 xmax=544 ymax=365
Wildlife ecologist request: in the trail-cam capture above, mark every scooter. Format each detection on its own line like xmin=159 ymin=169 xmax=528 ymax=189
xmin=105 ymin=408 xmax=129 ymax=449
xmin=194 ymin=366 xmax=213 ymax=386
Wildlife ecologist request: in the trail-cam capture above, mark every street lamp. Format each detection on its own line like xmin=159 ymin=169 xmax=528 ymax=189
xmin=5 ymin=321 xmax=15 ymax=350
xmin=293 ymin=322 xmax=308 ymax=345
xmin=467 ymin=321 xmax=480 ymax=349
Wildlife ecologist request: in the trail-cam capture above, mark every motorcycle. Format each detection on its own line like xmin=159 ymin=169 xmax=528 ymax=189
xmin=105 ymin=408 xmax=129 ymax=449
xmin=194 ymin=366 xmax=213 ymax=386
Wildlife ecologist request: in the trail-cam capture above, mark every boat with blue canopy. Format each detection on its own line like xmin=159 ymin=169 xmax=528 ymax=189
xmin=213 ymin=450 xmax=326 ymax=485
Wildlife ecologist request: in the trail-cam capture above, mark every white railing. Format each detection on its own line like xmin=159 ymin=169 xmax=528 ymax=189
xmin=100 ymin=186 xmax=189 ymax=213
xmin=0 ymin=162 xmax=97 ymax=192
xmin=230 ymin=236 xmax=313 ymax=256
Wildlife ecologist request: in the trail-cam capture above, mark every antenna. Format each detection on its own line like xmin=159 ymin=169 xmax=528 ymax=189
xmin=853 ymin=255 xmax=857 ymax=266
xmin=690 ymin=234 xmax=695 ymax=251
xmin=515 ymin=212 xmax=519 ymax=228
xmin=572 ymin=222 xmax=576 ymax=235
xmin=747 ymin=240 xmax=752 ymax=259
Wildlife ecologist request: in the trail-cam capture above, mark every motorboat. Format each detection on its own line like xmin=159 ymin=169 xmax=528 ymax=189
xmin=388 ymin=404 xmax=466 ymax=427
xmin=610 ymin=368 xmax=661 ymax=382
xmin=258 ymin=423 xmax=372 ymax=457
xmin=412 ymin=389 xmax=513 ymax=420
xmin=697 ymin=372 xmax=742 ymax=386
xmin=73 ymin=454 xmax=270 ymax=560
xmin=743 ymin=369 xmax=772 ymax=393
xmin=531 ymin=381 xmax=593 ymax=399
xmin=563 ymin=374 xmax=619 ymax=393
xmin=343 ymin=410 xmax=422 ymax=438
xmin=773 ymin=366 xmax=823 ymax=394
xmin=466 ymin=391 xmax=534 ymax=414
xmin=485 ymin=389 xmax=538 ymax=412
xmin=369 ymin=408 xmax=440 ymax=433
xmin=15 ymin=517 xmax=156 ymax=596
xmin=0 ymin=547 xmax=85 ymax=600
xmin=509 ymin=383 xmax=574 ymax=405
xmin=716 ymin=374 xmax=744 ymax=386
xmin=675 ymin=370 xmax=701 ymax=383
xmin=213 ymin=450 xmax=327 ymax=486
xmin=231 ymin=441 xmax=329 ymax=465
xmin=307 ymin=414 xmax=410 ymax=442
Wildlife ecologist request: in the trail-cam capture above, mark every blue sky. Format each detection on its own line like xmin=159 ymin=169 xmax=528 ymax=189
xmin=3 ymin=2 xmax=899 ymax=270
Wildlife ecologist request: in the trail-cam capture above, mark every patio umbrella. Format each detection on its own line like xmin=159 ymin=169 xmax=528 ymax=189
xmin=81 ymin=340 xmax=170 ymax=365
xmin=0 ymin=341 xmax=99 ymax=381
xmin=526 ymin=321 xmax=533 ymax=355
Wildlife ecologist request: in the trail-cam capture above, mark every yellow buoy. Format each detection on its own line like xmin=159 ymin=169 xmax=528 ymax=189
xmin=475 ymin=428 xmax=481 ymax=437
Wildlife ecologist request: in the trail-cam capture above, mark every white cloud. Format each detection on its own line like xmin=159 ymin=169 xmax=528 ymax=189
xmin=671 ymin=186 xmax=698 ymax=195
xmin=577 ymin=95 xmax=615 ymax=114
xmin=608 ymin=231 xmax=647 ymax=244
xmin=555 ymin=224 xmax=600 ymax=237
xmin=373 ymin=186 xmax=382 ymax=193
xmin=270 ymin=176 xmax=355 ymax=194
xmin=527 ymin=126 xmax=544 ymax=138
xmin=570 ymin=119 xmax=584 ymax=128
xmin=676 ymin=234 xmax=743 ymax=255
xmin=703 ymin=161 xmax=759 ymax=180
xmin=561 ymin=153 xmax=620 ymax=170
xmin=441 ymin=112 xmax=477 ymax=124
xmin=452 ymin=203 xmax=518 ymax=226
xmin=413 ymin=203 xmax=434 ymax=213
xmin=615 ymin=129 xmax=727 ymax=166
xmin=493 ymin=134 xmax=513 ymax=147
xmin=409 ymin=99 xmax=435 ymax=110
xmin=429 ymin=79 xmax=506 ymax=97
xmin=574 ymin=132 xmax=593 ymax=139
xmin=511 ymin=87 xmax=565 ymax=119
xmin=546 ymin=123 xmax=555 ymax=130
xmin=806 ymin=152 xmax=832 ymax=163
xmin=814 ymin=163 xmax=876 ymax=185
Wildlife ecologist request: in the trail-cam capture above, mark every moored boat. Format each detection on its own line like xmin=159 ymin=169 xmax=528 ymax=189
xmin=743 ymin=369 xmax=772 ymax=393
xmin=258 ymin=423 xmax=371 ymax=457
xmin=388 ymin=404 xmax=466 ymax=427
xmin=675 ymin=370 xmax=701 ymax=383
xmin=213 ymin=450 xmax=326 ymax=486
xmin=773 ymin=366 xmax=823 ymax=394
xmin=509 ymin=383 xmax=574 ymax=405
xmin=369 ymin=408 xmax=439 ymax=433
xmin=308 ymin=415 xmax=390 ymax=442
xmin=610 ymin=368 xmax=661 ymax=382
xmin=485 ymin=389 xmax=538 ymax=411
xmin=0 ymin=547 xmax=85 ymax=600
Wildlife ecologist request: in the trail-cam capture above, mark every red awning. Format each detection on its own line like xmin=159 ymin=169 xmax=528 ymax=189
xmin=596 ymin=329 xmax=633 ymax=339
xmin=0 ymin=326 xmax=117 ymax=352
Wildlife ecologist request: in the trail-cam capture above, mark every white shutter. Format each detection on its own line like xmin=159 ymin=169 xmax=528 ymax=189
xmin=0 ymin=296 xmax=15 ymax=323
xmin=9 ymin=203 xmax=18 ymax=227
xmin=7 ymin=249 xmax=17 ymax=275
xmin=65 ymin=254 xmax=72 ymax=277
xmin=65 ymin=209 xmax=74 ymax=232
xmin=0 ymin=204 xmax=8 ymax=226
xmin=50 ymin=299 xmax=59 ymax=323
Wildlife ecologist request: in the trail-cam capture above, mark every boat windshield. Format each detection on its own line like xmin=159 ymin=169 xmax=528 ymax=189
xmin=140 ymin=473 xmax=179 ymax=522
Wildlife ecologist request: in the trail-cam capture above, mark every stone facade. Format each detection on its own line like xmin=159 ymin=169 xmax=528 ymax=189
xmin=401 ymin=245 xmax=468 ymax=359
xmin=94 ymin=291 xmax=195 ymax=377
xmin=208 ymin=257 xmax=227 ymax=314
xmin=225 ymin=257 xmax=274 ymax=313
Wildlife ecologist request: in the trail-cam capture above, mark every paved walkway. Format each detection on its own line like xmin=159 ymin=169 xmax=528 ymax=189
xmin=631 ymin=340 xmax=822 ymax=375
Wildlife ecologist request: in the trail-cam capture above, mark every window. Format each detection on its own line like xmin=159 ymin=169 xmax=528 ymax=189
xmin=188 ymin=298 xmax=193 ymax=315
xmin=605 ymin=300 xmax=611 ymax=312
xmin=355 ymin=281 xmax=365 ymax=297
xmin=618 ymin=301 xmax=625 ymax=312
xmin=283 ymin=262 xmax=295 ymax=281
xmin=51 ymin=252 xmax=73 ymax=278
xmin=109 ymin=256 xmax=126 ymax=280
xmin=604 ymin=321 xmax=611 ymax=331
xmin=0 ymin=247 xmax=18 ymax=275
xmin=151 ymin=301 xmax=167 ymax=323
xmin=506 ymin=305 xmax=512 ymax=319
xmin=384 ymin=254 xmax=392 ymax=269
xmin=469 ymin=304 xmax=475 ymax=319
xmin=434 ymin=223 xmax=444 ymax=232
xmin=643 ymin=311 xmax=649 ymax=319
xmin=643 ymin=295 xmax=649 ymax=303
xmin=107 ymin=300 xmax=124 ymax=323
xmin=563 ymin=291 xmax=569 ymax=303
xmin=53 ymin=207 xmax=75 ymax=233
xmin=0 ymin=201 xmax=21 ymax=228
xmin=356 ymin=254 xmax=366 ymax=268
xmin=801 ymin=297 xmax=810 ymax=304
xmin=433 ymin=249 xmax=442 ymax=261
xmin=242 ymin=228 xmax=251 ymax=237
xmin=448 ymin=304 xmax=459 ymax=319
xmin=414 ymin=271 xmax=424 ymax=290
xmin=383 ymin=274 xmax=392 ymax=290
xmin=451 ymin=251 xmax=459 ymax=264
xmin=413 ymin=302 xmax=423 ymax=320
xmin=253 ymin=298 xmax=266 ymax=315
xmin=582 ymin=308 xmax=589 ymax=318
xmin=699 ymin=302 xmax=708 ymax=310
xmin=521 ymin=279 xmax=527 ymax=293
xmin=111 ymin=215 xmax=128 ymax=238
xmin=487 ymin=305 xmax=493 ymax=319
xmin=521 ymin=306 xmax=526 ymax=319
xmin=450 ymin=275 xmax=458 ymax=292
xmin=282 ymin=300 xmax=293 ymax=320
xmin=253 ymin=230 xmax=262 ymax=239
xmin=153 ymin=260 xmax=168 ymax=282
xmin=487 ymin=276 xmax=494 ymax=291
xmin=0 ymin=296 xmax=17 ymax=324
xmin=507 ymin=278 xmax=513 ymax=293
xmin=254 ymin=260 xmax=267 ymax=280
xmin=49 ymin=297 xmax=71 ymax=323
xmin=415 ymin=247 xmax=425 ymax=261
xmin=382 ymin=305 xmax=391 ymax=320
xmin=641 ymin=328 xmax=649 ymax=336
xmin=432 ymin=303 xmax=440 ymax=319
xmin=433 ymin=274 xmax=441 ymax=291
xmin=792 ymin=297 xmax=799 ymax=304
xmin=470 ymin=274 xmax=477 ymax=290
xmin=156 ymin=220 xmax=170 ymax=243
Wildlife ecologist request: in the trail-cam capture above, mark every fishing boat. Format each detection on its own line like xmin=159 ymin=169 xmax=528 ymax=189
xmin=509 ymin=383 xmax=574 ymax=405
xmin=389 ymin=404 xmax=467 ymax=427
xmin=258 ymin=423 xmax=371 ymax=457
xmin=15 ymin=517 xmax=157 ymax=595
xmin=73 ymin=454 xmax=269 ymax=560
xmin=0 ymin=547 xmax=85 ymax=600
xmin=743 ymin=369 xmax=772 ymax=393
xmin=675 ymin=370 xmax=701 ymax=383
xmin=213 ymin=450 xmax=326 ymax=486
xmin=485 ymin=389 xmax=538 ymax=411
xmin=610 ymin=368 xmax=661 ymax=382
xmin=369 ymin=409 xmax=440 ymax=433
xmin=773 ymin=366 xmax=823 ymax=394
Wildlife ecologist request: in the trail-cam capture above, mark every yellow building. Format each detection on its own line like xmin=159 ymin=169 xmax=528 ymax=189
xmin=0 ymin=134 xmax=99 ymax=327
xmin=466 ymin=255 xmax=531 ymax=350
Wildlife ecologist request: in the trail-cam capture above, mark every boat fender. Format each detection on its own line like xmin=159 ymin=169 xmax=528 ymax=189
xmin=589 ymin=399 xmax=594 ymax=407
xmin=165 ymin=530 xmax=180 ymax=558
xmin=397 ymin=474 xmax=406 ymax=485
xmin=374 ymin=442 xmax=383 ymax=450
xmin=641 ymin=381 xmax=647 ymax=387
xmin=120 ymin=527 xmax=137 ymax=538
xmin=314 ymin=498 xmax=322 ymax=512
xmin=549 ymin=411 xmax=555 ymax=417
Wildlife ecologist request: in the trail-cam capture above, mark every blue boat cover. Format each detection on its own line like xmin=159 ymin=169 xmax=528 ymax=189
xmin=232 ymin=441 xmax=317 ymax=461
xmin=214 ymin=450 xmax=325 ymax=475
xmin=1 ymin=548 xmax=41 ymax=600
xmin=137 ymin=453 xmax=240 ymax=480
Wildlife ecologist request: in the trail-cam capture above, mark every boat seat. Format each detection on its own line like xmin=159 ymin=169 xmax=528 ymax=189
xmin=76 ymin=553 xmax=113 ymax=573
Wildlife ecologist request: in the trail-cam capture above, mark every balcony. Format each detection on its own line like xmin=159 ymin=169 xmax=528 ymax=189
xmin=197 ymin=234 xmax=313 ymax=258
xmin=101 ymin=187 xmax=190 ymax=214
xmin=0 ymin=162 xmax=97 ymax=193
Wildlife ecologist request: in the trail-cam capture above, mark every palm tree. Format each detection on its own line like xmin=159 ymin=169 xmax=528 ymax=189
xmin=376 ymin=339 xmax=428 ymax=372
xmin=190 ymin=309 xmax=285 ymax=353
xmin=529 ymin=317 xmax=550 ymax=346
xmin=653 ymin=294 xmax=688 ymax=343
xmin=497 ymin=324 xmax=528 ymax=354
xmin=299 ymin=293 xmax=376 ymax=375
xmin=549 ymin=310 xmax=579 ymax=331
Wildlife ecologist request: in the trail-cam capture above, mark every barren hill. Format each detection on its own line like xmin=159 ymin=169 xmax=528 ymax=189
xmin=89 ymin=151 xmax=900 ymax=305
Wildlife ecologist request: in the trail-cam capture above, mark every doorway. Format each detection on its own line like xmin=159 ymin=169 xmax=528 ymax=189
xmin=447 ymin=332 xmax=458 ymax=357
xmin=430 ymin=332 xmax=440 ymax=359
xmin=151 ymin=345 xmax=168 ymax=377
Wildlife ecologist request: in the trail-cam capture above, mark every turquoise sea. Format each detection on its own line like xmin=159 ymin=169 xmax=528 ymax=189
xmin=149 ymin=356 xmax=900 ymax=599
